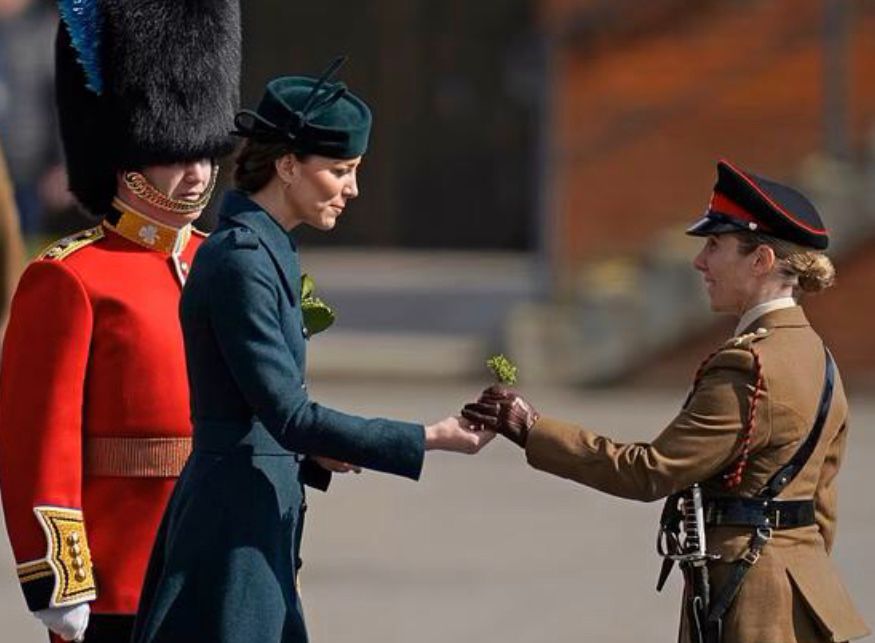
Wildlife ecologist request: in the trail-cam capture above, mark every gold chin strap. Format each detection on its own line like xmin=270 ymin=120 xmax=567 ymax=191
xmin=123 ymin=164 xmax=218 ymax=214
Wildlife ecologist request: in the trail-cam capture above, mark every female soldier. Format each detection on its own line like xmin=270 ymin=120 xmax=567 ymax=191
xmin=132 ymin=61 xmax=492 ymax=643
xmin=463 ymin=160 xmax=869 ymax=643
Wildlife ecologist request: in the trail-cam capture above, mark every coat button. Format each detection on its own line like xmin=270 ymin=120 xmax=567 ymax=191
xmin=66 ymin=533 xmax=80 ymax=545
xmin=74 ymin=570 xmax=88 ymax=582
xmin=72 ymin=556 xmax=85 ymax=569
xmin=69 ymin=544 xmax=82 ymax=556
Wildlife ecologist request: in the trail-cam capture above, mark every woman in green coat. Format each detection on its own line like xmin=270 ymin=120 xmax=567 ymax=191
xmin=132 ymin=60 xmax=492 ymax=643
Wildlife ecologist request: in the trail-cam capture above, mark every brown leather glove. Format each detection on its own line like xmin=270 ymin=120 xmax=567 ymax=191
xmin=461 ymin=385 xmax=540 ymax=447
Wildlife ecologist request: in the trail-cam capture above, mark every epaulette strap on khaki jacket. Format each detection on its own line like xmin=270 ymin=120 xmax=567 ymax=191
xmin=724 ymin=326 xmax=771 ymax=349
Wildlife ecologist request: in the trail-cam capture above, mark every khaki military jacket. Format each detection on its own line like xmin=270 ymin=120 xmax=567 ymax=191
xmin=526 ymin=307 xmax=869 ymax=643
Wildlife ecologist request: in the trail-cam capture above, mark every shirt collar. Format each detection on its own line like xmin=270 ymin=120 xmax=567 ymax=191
xmin=735 ymin=296 xmax=797 ymax=335
xmin=104 ymin=197 xmax=192 ymax=255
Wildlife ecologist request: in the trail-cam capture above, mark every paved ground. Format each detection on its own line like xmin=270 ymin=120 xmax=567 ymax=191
xmin=1 ymin=381 xmax=872 ymax=642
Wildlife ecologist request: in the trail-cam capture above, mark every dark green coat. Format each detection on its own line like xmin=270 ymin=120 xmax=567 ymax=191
xmin=132 ymin=190 xmax=425 ymax=643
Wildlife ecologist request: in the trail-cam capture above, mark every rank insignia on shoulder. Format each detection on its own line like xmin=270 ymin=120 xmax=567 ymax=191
xmin=16 ymin=507 xmax=97 ymax=610
xmin=38 ymin=227 xmax=104 ymax=261
xmin=725 ymin=327 xmax=772 ymax=349
xmin=231 ymin=227 xmax=259 ymax=249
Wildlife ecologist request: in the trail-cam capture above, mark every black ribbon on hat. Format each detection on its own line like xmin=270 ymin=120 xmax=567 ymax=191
xmin=233 ymin=56 xmax=350 ymax=143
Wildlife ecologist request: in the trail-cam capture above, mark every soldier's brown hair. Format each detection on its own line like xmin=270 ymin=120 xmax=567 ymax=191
xmin=734 ymin=232 xmax=835 ymax=294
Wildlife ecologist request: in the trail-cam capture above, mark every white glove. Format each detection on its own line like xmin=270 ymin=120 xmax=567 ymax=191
xmin=35 ymin=603 xmax=91 ymax=641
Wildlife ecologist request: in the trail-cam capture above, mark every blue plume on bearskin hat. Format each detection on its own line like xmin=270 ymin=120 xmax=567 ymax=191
xmin=57 ymin=0 xmax=103 ymax=94
xmin=56 ymin=25 xmax=114 ymax=216
xmin=56 ymin=0 xmax=241 ymax=214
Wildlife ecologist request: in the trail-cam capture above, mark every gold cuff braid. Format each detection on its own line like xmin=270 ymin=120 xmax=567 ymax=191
xmin=26 ymin=506 xmax=97 ymax=607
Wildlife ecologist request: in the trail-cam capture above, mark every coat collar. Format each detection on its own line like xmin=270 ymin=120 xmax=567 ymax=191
xmin=219 ymin=190 xmax=301 ymax=303
xmin=740 ymin=305 xmax=810 ymax=334
xmin=105 ymin=197 xmax=193 ymax=255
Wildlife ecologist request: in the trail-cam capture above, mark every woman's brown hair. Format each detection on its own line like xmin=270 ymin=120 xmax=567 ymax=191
xmin=233 ymin=139 xmax=302 ymax=193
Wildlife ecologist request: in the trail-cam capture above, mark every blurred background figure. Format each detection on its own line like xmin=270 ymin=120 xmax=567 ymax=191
xmin=0 ymin=138 xmax=24 ymax=337
xmin=0 ymin=0 xmax=71 ymax=236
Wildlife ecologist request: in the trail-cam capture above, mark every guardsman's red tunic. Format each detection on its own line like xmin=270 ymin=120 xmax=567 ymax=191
xmin=0 ymin=203 xmax=204 ymax=616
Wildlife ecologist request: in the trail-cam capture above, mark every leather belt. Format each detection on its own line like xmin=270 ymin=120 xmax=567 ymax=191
xmin=85 ymin=437 xmax=192 ymax=477
xmin=703 ymin=497 xmax=815 ymax=529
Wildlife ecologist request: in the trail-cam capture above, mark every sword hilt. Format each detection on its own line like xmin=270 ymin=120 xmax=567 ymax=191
xmin=677 ymin=484 xmax=721 ymax=563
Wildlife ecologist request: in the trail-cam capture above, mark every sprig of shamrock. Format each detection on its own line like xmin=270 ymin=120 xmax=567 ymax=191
xmin=486 ymin=354 xmax=518 ymax=385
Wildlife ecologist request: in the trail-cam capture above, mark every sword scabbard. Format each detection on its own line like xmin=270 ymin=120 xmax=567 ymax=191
xmin=656 ymin=557 xmax=675 ymax=592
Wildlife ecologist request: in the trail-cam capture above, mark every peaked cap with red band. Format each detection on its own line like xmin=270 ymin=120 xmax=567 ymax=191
xmin=687 ymin=159 xmax=829 ymax=250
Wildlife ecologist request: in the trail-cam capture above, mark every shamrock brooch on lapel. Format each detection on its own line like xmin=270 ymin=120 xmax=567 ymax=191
xmin=301 ymin=273 xmax=335 ymax=337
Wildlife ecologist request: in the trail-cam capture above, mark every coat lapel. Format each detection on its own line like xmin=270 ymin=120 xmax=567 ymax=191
xmin=218 ymin=190 xmax=301 ymax=306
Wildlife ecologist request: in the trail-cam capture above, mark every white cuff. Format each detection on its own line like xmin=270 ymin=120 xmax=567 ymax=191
xmin=35 ymin=603 xmax=90 ymax=641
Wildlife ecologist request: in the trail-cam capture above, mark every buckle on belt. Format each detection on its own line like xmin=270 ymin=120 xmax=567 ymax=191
xmin=741 ymin=548 xmax=761 ymax=565
xmin=742 ymin=527 xmax=772 ymax=566
xmin=760 ymin=499 xmax=781 ymax=529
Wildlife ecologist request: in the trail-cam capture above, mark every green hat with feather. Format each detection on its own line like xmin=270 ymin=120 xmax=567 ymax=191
xmin=233 ymin=57 xmax=371 ymax=159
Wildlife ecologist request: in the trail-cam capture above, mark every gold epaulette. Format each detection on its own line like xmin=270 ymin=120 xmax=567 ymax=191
xmin=724 ymin=327 xmax=772 ymax=349
xmin=38 ymin=227 xmax=104 ymax=261
xmin=17 ymin=507 xmax=97 ymax=607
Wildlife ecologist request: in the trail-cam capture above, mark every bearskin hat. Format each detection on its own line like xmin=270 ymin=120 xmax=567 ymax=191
xmin=56 ymin=0 xmax=241 ymax=214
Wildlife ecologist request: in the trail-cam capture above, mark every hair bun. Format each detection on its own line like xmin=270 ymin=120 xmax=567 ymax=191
xmin=792 ymin=253 xmax=836 ymax=293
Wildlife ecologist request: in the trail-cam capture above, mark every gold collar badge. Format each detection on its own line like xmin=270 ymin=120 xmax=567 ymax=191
xmin=106 ymin=198 xmax=192 ymax=255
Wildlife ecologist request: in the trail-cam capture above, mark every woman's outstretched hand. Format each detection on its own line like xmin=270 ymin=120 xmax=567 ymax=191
xmin=424 ymin=416 xmax=496 ymax=454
